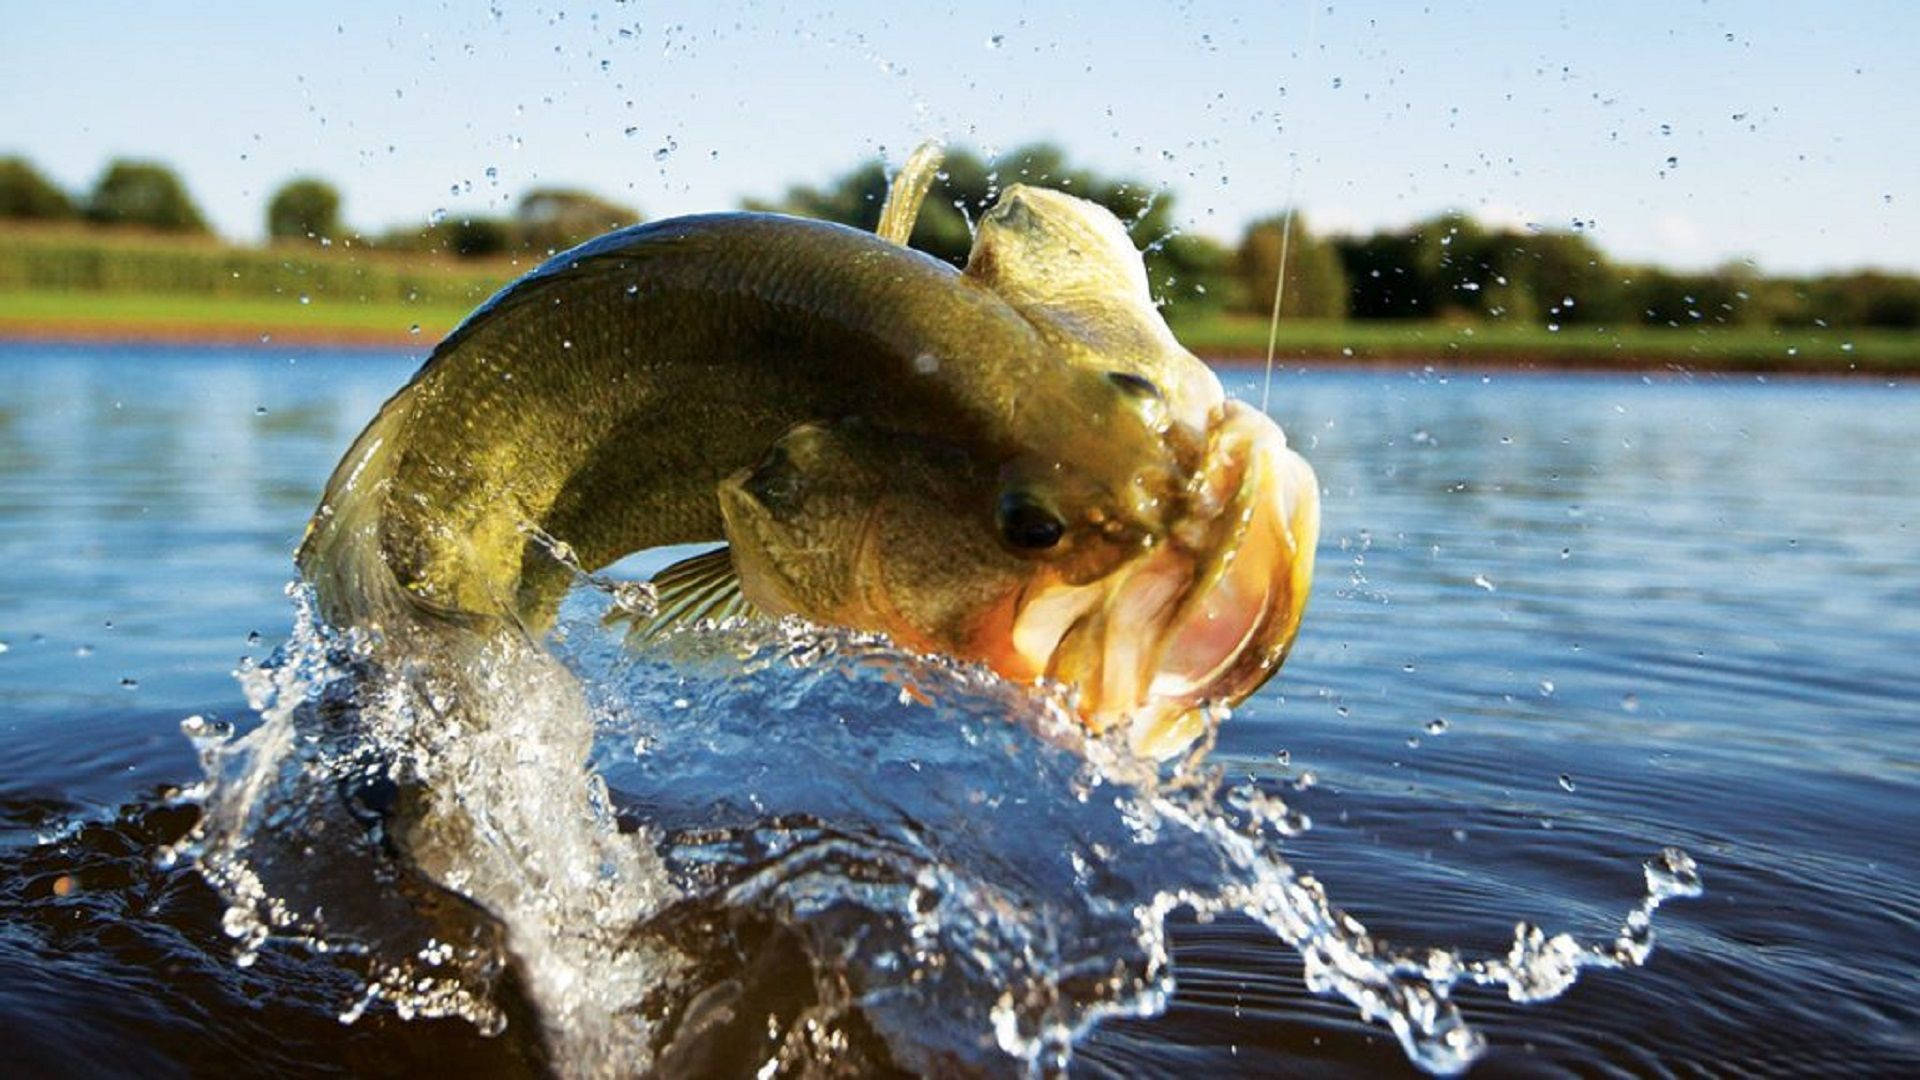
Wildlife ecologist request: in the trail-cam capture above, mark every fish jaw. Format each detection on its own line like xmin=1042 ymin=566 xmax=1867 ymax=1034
xmin=1007 ymin=400 xmax=1320 ymax=757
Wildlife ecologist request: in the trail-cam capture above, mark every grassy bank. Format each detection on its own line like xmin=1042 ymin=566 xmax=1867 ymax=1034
xmin=4 ymin=224 xmax=1918 ymax=372
xmin=1168 ymin=313 xmax=1920 ymax=375
xmin=0 ymin=288 xmax=476 ymax=344
xmin=0 ymin=222 xmax=511 ymax=344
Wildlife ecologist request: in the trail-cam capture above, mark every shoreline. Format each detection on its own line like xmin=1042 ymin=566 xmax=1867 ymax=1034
xmin=1199 ymin=349 xmax=1900 ymax=379
xmin=0 ymin=318 xmax=1908 ymax=379
xmin=0 ymin=319 xmax=437 ymax=350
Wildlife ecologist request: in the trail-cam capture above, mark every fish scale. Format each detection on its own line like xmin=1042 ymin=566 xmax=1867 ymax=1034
xmin=301 ymin=212 xmax=1155 ymax=630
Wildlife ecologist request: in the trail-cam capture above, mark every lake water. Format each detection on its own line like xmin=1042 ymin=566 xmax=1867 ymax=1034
xmin=1 ymin=341 xmax=1916 ymax=1076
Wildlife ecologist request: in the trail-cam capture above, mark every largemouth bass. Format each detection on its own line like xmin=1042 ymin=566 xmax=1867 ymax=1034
xmin=299 ymin=150 xmax=1318 ymax=754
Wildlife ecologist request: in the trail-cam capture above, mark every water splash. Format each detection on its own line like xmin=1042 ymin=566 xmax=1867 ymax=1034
xmin=174 ymin=578 xmax=1699 ymax=1076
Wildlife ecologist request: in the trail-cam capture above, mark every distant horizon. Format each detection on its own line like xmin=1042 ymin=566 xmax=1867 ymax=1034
xmin=11 ymin=145 xmax=1920 ymax=283
xmin=4 ymin=1 xmax=1914 ymax=276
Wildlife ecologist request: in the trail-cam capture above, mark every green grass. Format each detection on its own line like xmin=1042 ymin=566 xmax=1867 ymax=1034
xmin=6 ymin=221 xmax=1917 ymax=370
xmin=0 ymin=288 xmax=476 ymax=340
xmin=8 ymin=288 xmax=1917 ymax=373
xmin=1167 ymin=313 xmax=1920 ymax=373
xmin=1 ymin=221 xmax=516 ymax=340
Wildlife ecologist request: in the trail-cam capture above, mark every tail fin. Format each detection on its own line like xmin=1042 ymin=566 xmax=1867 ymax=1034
xmin=296 ymin=395 xmax=423 ymax=632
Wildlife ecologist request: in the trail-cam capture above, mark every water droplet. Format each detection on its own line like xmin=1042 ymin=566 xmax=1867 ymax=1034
xmin=298 ymin=294 xmax=311 ymax=306
xmin=986 ymin=33 xmax=1005 ymax=48
xmin=428 ymin=208 xmax=447 ymax=226
xmin=74 ymin=644 xmax=94 ymax=658
xmin=1644 ymin=847 xmax=1703 ymax=899
xmin=120 ymin=677 xmax=139 ymax=690
xmin=246 ymin=631 xmax=262 ymax=646
xmin=1540 ymin=678 xmax=1555 ymax=696
xmin=1557 ymin=773 xmax=1576 ymax=792
xmin=254 ymin=406 xmax=267 ymax=416
xmin=1472 ymin=573 xmax=1495 ymax=592
xmin=1425 ymin=718 xmax=1449 ymax=735
xmin=1620 ymin=693 xmax=1640 ymax=712
xmin=408 ymin=324 xmax=421 ymax=335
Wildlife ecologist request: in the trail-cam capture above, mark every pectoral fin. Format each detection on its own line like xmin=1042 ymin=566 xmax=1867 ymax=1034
xmin=612 ymin=546 xmax=762 ymax=643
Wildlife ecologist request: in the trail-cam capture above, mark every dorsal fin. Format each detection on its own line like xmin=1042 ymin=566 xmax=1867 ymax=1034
xmin=876 ymin=140 xmax=944 ymax=247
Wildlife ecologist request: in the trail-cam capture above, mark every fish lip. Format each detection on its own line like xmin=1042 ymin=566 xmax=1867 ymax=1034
xmin=1018 ymin=400 xmax=1317 ymax=754
xmin=1151 ymin=401 xmax=1308 ymax=699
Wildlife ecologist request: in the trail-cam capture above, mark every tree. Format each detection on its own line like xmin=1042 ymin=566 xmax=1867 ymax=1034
xmin=1810 ymin=271 xmax=1920 ymax=329
xmin=0 ymin=156 xmax=75 ymax=220
xmin=1235 ymin=214 xmax=1348 ymax=319
xmin=1625 ymin=265 xmax=1754 ymax=328
xmin=84 ymin=159 xmax=208 ymax=232
xmin=1335 ymin=213 xmax=1628 ymax=325
xmin=515 ymin=187 xmax=639 ymax=253
xmin=267 ymin=177 xmax=342 ymax=242
xmin=440 ymin=216 xmax=512 ymax=258
xmin=1337 ymin=230 xmax=1435 ymax=319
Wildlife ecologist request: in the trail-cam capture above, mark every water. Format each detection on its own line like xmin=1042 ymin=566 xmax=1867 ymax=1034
xmin=2 ymin=341 xmax=1916 ymax=1076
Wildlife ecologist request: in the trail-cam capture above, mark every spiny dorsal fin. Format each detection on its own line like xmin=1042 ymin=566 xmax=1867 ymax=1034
xmin=615 ymin=546 xmax=762 ymax=644
xmin=876 ymin=140 xmax=945 ymax=247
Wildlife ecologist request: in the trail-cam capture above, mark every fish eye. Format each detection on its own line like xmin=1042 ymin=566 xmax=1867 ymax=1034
xmin=742 ymin=445 xmax=800 ymax=512
xmin=997 ymin=492 xmax=1064 ymax=551
xmin=1106 ymin=371 xmax=1162 ymax=399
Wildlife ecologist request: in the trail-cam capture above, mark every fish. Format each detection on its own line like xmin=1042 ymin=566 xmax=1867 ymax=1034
xmin=298 ymin=146 xmax=1319 ymax=755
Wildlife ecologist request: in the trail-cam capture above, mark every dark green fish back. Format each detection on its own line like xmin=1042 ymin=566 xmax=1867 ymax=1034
xmin=299 ymin=214 xmax=1044 ymax=630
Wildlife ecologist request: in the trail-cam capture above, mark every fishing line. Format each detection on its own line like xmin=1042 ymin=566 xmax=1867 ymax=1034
xmin=1261 ymin=0 xmax=1321 ymax=415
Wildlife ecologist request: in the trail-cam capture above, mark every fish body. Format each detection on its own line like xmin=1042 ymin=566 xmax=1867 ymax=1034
xmin=301 ymin=176 xmax=1318 ymax=753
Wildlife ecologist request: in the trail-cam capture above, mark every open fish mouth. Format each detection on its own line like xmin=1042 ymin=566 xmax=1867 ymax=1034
xmin=1011 ymin=401 xmax=1320 ymax=756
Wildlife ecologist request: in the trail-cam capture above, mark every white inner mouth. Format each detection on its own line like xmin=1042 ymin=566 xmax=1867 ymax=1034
xmin=1008 ymin=401 xmax=1317 ymax=750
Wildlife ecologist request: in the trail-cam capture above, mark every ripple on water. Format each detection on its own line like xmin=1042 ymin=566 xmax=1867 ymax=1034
xmin=145 ymin=581 xmax=1704 ymax=1076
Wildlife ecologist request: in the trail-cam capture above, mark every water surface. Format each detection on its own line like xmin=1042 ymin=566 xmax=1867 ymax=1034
xmin=1 ymin=342 xmax=1915 ymax=1075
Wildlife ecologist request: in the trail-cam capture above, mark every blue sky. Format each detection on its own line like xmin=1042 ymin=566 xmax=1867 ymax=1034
xmin=4 ymin=0 xmax=1914 ymax=274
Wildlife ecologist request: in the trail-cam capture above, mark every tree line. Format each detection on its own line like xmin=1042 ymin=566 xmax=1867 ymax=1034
xmin=0 ymin=155 xmax=638 ymax=260
xmin=4 ymin=151 xmax=1915 ymax=329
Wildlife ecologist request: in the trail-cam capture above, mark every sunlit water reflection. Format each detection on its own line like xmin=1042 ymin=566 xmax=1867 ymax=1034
xmin=2 ymin=343 xmax=1916 ymax=1076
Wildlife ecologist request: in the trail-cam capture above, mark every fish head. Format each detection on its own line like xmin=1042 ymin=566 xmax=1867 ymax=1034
xmin=717 ymin=400 xmax=1319 ymax=758
xmin=717 ymin=180 xmax=1319 ymax=757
